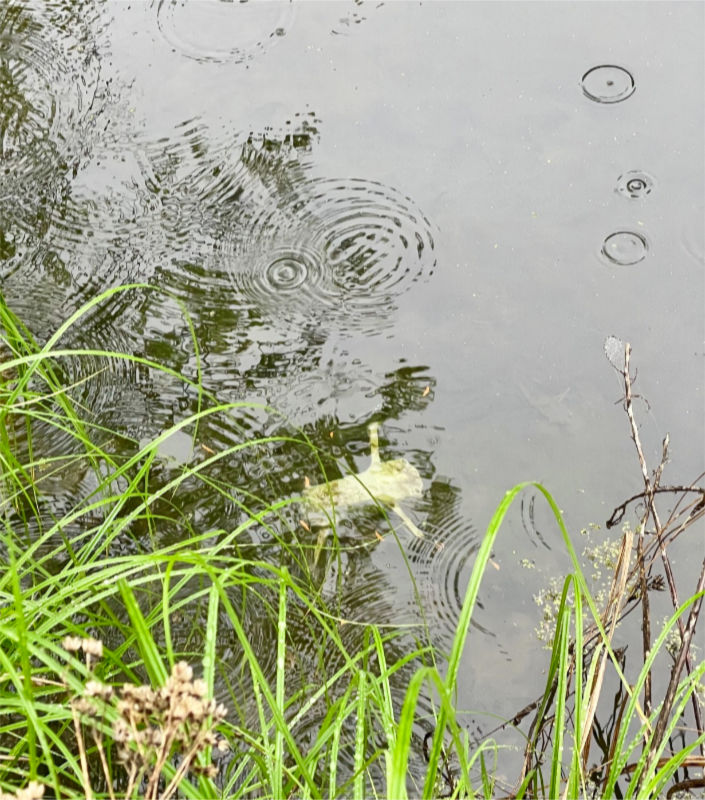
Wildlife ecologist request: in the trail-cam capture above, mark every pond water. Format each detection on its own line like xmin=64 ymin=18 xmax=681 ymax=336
xmin=1 ymin=0 xmax=703 ymax=776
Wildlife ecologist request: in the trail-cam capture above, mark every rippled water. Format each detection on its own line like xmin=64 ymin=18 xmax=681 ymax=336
xmin=1 ymin=0 xmax=703 ymax=776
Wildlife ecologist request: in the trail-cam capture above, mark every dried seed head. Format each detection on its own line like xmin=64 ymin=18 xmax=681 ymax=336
xmin=193 ymin=763 xmax=218 ymax=779
xmin=171 ymin=661 xmax=193 ymax=683
xmin=145 ymin=727 xmax=164 ymax=749
xmin=0 ymin=781 xmax=46 ymax=800
xmin=81 ymin=638 xmax=103 ymax=659
xmin=116 ymin=745 xmax=131 ymax=764
xmin=71 ymin=697 xmax=98 ymax=716
xmin=25 ymin=782 xmax=45 ymax=800
xmin=61 ymin=636 xmax=83 ymax=653
xmin=121 ymin=683 xmax=156 ymax=713
xmin=85 ymin=680 xmax=113 ymax=700
xmin=112 ymin=718 xmax=131 ymax=743
xmin=116 ymin=699 xmax=132 ymax=718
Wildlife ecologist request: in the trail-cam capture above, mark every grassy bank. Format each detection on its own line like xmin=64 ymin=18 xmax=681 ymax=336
xmin=1 ymin=288 xmax=703 ymax=798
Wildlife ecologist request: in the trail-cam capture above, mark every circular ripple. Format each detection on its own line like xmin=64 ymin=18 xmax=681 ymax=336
xmin=268 ymin=348 xmax=378 ymax=425
xmin=616 ymin=170 xmax=655 ymax=200
xmin=265 ymin=253 xmax=309 ymax=292
xmin=219 ymin=177 xmax=436 ymax=340
xmin=406 ymin=510 xmax=479 ymax=648
xmin=601 ymin=230 xmax=649 ymax=265
xmin=581 ymin=65 xmax=635 ymax=103
xmin=251 ymin=243 xmax=329 ymax=303
xmin=1 ymin=185 xmax=164 ymax=312
xmin=137 ymin=124 xmax=317 ymax=326
xmin=155 ymin=0 xmax=295 ymax=64
xmin=0 ymin=3 xmax=141 ymax=300
xmin=300 ymin=178 xmax=436 ymax=301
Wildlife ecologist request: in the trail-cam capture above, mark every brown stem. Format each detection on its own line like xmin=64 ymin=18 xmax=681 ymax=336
xmin=619 ymin=346 xmax=704 ymax=755
xmin=91 ymin=731 xmax=115 ymax=800
xmin=622 ymin=344 xmax=652 ymax=715
xmin=162 ymin=730 xmax=207 ymax=800
xmin=71 ymin=707 xmax=93 ymax=800
xmin=606 ymin=483 xmax=705 ymax=529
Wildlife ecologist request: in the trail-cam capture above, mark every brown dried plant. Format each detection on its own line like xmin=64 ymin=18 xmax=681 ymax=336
xmin=0 ymin=781 xmax=45 ymax=800
xmin=61 ymin=636 xmax=228 ymax=800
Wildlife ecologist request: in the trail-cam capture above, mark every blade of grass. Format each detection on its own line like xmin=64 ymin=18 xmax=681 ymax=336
xmin=354 ymin=669 xmax=368 ymax=800
xmin=118 ymin=578 xmax=168 ymax=686
xmin=549 ymin=578 xmax=572 ymax=799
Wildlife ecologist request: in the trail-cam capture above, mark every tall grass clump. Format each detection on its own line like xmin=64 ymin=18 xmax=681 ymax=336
xmin=0 ymin=286 xmax=432 ymax=798
xmin=1 ymin=290 xmax=702 ymax=798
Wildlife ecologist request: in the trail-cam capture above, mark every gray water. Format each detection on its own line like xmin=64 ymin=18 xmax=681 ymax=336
xmin=1 ymin=0 xmax=703 ymax=771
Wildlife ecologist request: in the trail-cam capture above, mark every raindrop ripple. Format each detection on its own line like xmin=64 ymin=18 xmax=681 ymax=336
xmin=406 ymin=511 xmax=478 ymax=648
xmin=616 ymin=170 xmax=655 ymax=200
xmin=581 ymin=65 xmax=635 ymax=103
xmin=601 ymin=230 xmax=649 ymax=266
xmin=155 ymin=0 xmax=295 ymax=64
xmin=221 ymin=177 xmax=437 ymax=340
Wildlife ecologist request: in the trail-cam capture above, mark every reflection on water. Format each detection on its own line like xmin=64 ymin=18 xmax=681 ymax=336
xmin=0 ymin=1 xmax=104 ymax=191
xmin=0 ymin=0 xmax=121 ymax=314
xmin=406 ymin=481 xmax=481 ymax=650
xmin=143 ymin=126 xmax=436 ymax=343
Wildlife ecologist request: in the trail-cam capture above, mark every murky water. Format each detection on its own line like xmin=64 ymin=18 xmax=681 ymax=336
xmin=2 ymin=0 xmax=703 ymax=769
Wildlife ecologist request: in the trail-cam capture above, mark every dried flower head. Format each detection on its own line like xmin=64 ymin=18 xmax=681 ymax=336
xmin=85 ymin=680 xmax=113 ymax=700
xmin=71 ymin=657 xmax=231 ymax=796
xmin=71 ymin=696 xmax=99 ymax=717
xmin=171 ymin=661 xmax=193 ymax=684
xmin=0 ymin=781 xmax=45 ymax=800
xmin=61 ymin=636 xmax=83 ymax=653
xmin=81 ymin=638 xmax=103 ymax=659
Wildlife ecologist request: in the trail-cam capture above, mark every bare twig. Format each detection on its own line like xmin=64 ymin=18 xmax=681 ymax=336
xmin=614 ymin=343 xmax=705 ymax=778
xmin=92 ymin=732 xmax=115 ymax=800
xmin=619 ymin=343 xmax=653 ymax=714
xmin=606 ymin=484 xmax=705 ymax=529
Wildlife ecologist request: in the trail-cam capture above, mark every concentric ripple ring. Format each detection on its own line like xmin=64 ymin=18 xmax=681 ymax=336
xmin=155 ymin=0 xmax=295 ymax=64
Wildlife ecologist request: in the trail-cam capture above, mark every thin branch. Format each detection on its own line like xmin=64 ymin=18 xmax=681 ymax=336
xmin=621 ymin=344 xmax=653 ymax=714
xmin=606 ymin=484 xmax=705 ymax=530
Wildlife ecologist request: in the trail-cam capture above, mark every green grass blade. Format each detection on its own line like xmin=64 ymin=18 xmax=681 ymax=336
xmin=549 ymin=578 xmax=572 ymax=799
xmin=354 ymin=670 xmax=368 ymax=800
xmin=274 ymin=572 xmax=288 ymax=800
xmin=118 ymin=578 xmax=168 ymax=686
xmin=603 ymin=589 xmax=705 ymax=796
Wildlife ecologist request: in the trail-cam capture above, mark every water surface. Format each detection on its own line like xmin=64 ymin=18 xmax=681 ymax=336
xmin=1 ymin=0 xmax=703 ymax=771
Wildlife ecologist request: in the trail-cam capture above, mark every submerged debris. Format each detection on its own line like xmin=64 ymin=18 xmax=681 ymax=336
xmin=303 ymin=422 xmax=425 ymax=558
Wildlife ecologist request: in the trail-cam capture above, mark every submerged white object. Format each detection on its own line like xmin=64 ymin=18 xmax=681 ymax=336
xmin=303 ymin=422 xmax=424 ymax=540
